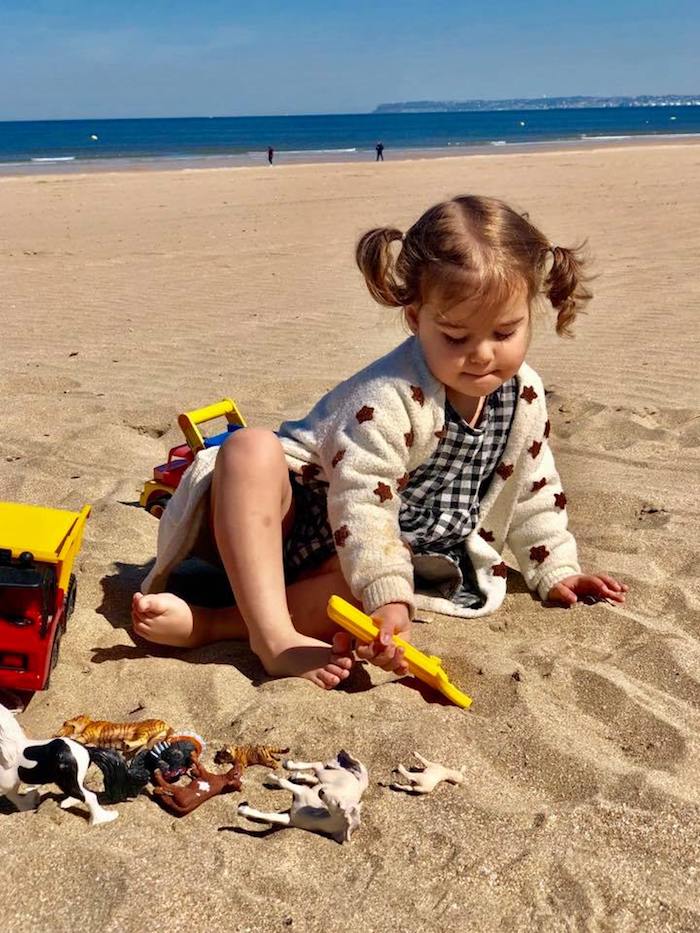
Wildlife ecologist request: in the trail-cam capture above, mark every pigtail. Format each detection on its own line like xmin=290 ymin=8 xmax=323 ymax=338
xmin=545 ymin=244 xmax=593 ymax=336
xmin=355 ymin=227 xmax=405 ymax=307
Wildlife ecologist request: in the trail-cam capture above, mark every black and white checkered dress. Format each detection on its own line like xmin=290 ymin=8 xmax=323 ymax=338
xmin=284 ymin=378 xmax=518 ymax=607
xmin=399 ymin=377 xmax=517 ymax=606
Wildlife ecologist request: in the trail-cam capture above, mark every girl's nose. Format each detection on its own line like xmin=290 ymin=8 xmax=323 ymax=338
xmin=468 ymin=341 xmax=493 ymax=365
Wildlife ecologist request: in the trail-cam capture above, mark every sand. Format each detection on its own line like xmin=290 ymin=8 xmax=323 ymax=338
xmin=1 ymin=143 xmax=699 ymax=932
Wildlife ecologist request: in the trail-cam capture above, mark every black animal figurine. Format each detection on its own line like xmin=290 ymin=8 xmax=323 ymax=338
xmin=87 ymin=736 xmax=203 ymax=804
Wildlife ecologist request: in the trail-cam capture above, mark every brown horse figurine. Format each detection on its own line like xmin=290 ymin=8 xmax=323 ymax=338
xmin=152 ymin=760 xmax=242 ymax=816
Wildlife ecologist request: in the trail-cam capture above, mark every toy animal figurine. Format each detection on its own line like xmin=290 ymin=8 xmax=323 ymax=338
xmin=146 ymin=733 xmax=204 ymax=780
xmin=390 ymin=752 xmax=466 ymax=795
xmin=0 ymin=703 xmax=117 ymax=825
xmin=214 ymin=744 xmax=289 ymax=770
xmin=87 ymin=736 xmax=203 ymax=804
xmin=237 ymin=750 xmax=368 ymax=844
xmin=56 ymin=715 xmax=173 ymax=753
xmin=153 ymin=760 xmax=242 ymax=816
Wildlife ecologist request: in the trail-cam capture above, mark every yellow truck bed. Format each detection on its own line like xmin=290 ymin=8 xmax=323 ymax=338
xmin=0 ymin=502 xmax=91 ymax=592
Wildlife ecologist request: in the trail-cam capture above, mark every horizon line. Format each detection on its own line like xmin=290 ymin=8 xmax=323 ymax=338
xmin=3 ymin=95 xmax=700 ymax=125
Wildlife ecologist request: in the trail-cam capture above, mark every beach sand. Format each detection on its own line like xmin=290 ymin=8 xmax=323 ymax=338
xmin=1 ymin=143 xmax=699 ymax=932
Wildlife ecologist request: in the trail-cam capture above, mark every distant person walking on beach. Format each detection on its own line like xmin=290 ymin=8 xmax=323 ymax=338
xmin=375 ymin=141 xmax=385 ymax=161
xmin=267 ymin=146 xmax=274 ymax=165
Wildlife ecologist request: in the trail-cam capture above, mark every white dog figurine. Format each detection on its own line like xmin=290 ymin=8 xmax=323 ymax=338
xmin=237 ymin=749 xmax=368 ymax=843
xmin=0 ymin=703 xmax=117 ymax=825
xmin=390 ymin=752 xmax=466 ymax=795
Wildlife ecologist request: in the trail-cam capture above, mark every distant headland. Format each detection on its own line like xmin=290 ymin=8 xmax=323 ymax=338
xmin=374 ymin=95 xmax=700 ymax=114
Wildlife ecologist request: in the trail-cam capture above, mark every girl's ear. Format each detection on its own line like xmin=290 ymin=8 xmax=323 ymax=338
xmin=405 ymin=304 xmax=420 ymax=334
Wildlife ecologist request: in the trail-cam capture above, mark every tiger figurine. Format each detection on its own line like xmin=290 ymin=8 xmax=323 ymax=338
xmin=214 ymin=744 xmax=289 ymax=770
xmin=56 ymin=715 xmax=173 ymax=753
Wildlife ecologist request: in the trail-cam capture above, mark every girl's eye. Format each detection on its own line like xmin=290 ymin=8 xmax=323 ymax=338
xmin=443 ymin=333 xmax=467 ymax=346
xmin=495 ymin=331 xmax=515 ymax=341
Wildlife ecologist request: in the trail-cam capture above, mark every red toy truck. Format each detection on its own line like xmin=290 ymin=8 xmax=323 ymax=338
xmin=0 ymin=502 xmax=90 ymax=692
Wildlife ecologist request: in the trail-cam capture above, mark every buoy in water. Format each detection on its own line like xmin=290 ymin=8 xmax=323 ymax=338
xmin=90 ymin=134 xmax=98 ymax=140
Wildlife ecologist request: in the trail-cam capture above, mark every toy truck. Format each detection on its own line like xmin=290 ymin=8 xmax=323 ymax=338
xmin=139 ymin=398 xmax=246 ymax=518
xmin=0 ymin=501 xmax=91 ymax=692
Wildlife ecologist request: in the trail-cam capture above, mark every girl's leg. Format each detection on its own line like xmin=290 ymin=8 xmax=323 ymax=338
xmin=132 ymin=428 xmax=354 ymax=689
xmin=210 ymin=429 xmax=354 ymax=686
xmin=132 ymin=556 xmax=356 ymax=644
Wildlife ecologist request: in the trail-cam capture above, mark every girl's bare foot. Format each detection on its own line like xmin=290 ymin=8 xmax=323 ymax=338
xmin=131 ymin=592 xmax=216 ymax=648
xmin=132 ymin=592 xmax=354 ymax=689
xmin=253 ymin=631 xmax=354 ymax=690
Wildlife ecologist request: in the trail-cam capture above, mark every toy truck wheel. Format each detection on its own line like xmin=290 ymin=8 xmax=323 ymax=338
xmin=46 ymin=577 xmax=75 ymax=687
xmin=147 ymin=494 xmax=171 ymax=519
xmin=45 ymin=623 xmax=64 ymax=687
xmin=65 ymin=574 xmax=77 ymax=620
xmin=51 ymin=628 xmax=63 ymax=669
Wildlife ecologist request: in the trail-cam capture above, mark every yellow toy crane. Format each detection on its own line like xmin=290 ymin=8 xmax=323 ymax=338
xmin=327 ymin=596 xmax=472 ymax=708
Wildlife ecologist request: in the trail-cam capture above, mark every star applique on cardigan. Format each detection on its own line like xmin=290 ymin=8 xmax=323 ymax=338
xmin=374 ymin=482 xmax=393 ymax=503
xmin=334 ymin=525 xmax=351 ymax=547
xmin=496 ymin=462 xmax=514 ymax=480
xmin=529 ymin=545 xmax=550 ymax=564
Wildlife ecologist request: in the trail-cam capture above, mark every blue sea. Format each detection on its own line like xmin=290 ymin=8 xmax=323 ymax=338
xmin=1 ymin=107 xmax=698 ymax=172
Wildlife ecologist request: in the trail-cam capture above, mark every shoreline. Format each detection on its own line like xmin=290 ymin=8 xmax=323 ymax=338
xmin=1 ymin=130 xmax=699 ymax=179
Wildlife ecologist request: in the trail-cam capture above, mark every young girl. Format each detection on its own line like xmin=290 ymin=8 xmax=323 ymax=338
xmin=132 ymin=195 xmax=628 ymax=689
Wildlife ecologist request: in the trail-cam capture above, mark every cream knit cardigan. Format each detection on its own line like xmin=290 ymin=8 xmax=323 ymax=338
xmin=143 ymin=337 xmax=579 ymax=619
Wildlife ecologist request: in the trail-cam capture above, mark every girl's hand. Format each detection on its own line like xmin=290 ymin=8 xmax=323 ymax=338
xmin=548 ymin=574 xmax=629 ymax=606
xmin=355 ymin=602 xmax=411 ymax=675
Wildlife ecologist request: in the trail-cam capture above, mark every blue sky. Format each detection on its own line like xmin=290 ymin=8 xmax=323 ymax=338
xmin=0 ymin=0 xmax=697 ymax=120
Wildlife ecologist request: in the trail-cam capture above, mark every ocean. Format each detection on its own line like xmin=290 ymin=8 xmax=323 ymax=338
xmin=1 ymin=107 xmax=699 ymax=172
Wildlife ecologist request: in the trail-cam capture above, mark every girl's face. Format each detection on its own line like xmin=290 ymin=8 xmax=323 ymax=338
xmin=406 ymin=287 xmax=530 ymax=402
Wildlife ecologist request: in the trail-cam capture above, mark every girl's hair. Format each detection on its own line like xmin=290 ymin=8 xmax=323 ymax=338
xmin=355 ymin=195 xmax=592 ymax=336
